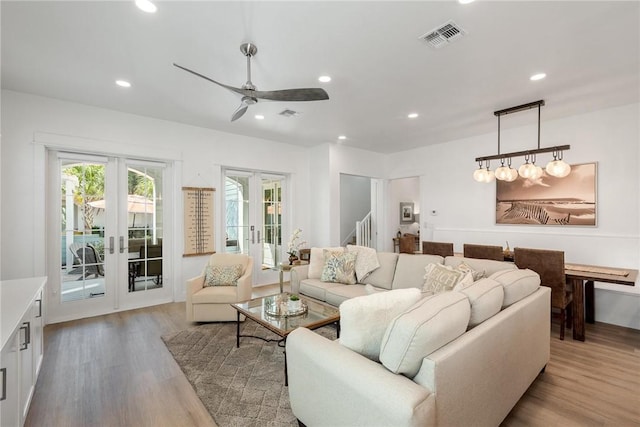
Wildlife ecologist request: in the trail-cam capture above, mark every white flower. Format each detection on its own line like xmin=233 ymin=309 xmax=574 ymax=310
xmin=287 ymin=228 xmax=306 ymax=256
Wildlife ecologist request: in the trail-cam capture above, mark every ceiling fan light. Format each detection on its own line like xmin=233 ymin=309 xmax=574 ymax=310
xmin=546 ymin=159 xmax=572 ymax=178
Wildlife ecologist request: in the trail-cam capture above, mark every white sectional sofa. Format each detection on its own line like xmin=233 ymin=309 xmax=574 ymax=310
xmin=290 ymin=250 xmax=519 ymax=306
xmin=286 ymin=249 xmax=551 ymax=426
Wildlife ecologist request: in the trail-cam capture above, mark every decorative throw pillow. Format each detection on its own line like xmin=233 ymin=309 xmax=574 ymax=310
xmin=423 ymin=263 xmax=467 ymax=294
xmin=203 ymin=264 xmax=244 ymax=287
xmin=456 ymin=262 xmax=485 ymax=281
xmin=339 ymin=288 xmax=422 ymax=361
xmin=321 ymin=250 xmax=357 ymax=285
xmin=308 ymin=247 xmax=344 ymax=279
xmin=346 ymin=244 xmax=381 ymax=282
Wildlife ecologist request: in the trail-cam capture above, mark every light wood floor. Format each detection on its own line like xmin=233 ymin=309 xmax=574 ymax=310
xmin=26 ymin=285 xmax=640 ymax=427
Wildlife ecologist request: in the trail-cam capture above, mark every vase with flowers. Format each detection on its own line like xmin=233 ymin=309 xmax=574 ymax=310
xmin=287 ymin=228 xmax=307 ymax=265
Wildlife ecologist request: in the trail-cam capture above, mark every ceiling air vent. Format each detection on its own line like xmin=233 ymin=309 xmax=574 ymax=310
xmin=419 ymin=21 xmax=466 ymax=49
xmin=279 ymin=109 xmax=300 ymax=117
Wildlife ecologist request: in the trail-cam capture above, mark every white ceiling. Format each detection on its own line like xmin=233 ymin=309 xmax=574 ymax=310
xmin=2 ymin=1 xmax=639 ymax=154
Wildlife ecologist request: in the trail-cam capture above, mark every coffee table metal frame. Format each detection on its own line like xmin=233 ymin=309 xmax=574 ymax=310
xmin=231 ymin=294 xmax=340 ymax=385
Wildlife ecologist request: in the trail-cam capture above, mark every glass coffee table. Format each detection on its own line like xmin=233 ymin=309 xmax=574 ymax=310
xmin=232 ymin=293 xmax=340 ymax=385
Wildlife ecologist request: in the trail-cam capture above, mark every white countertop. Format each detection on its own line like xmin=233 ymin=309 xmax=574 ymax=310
xmin=1 ymin=276 xmax=47 ymax=350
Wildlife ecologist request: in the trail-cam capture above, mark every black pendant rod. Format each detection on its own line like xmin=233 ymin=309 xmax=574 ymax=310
xmin=475 ymin=145 xmax=570 ymax=162
xmin=494 ymin=100 xmax=545 ymax=117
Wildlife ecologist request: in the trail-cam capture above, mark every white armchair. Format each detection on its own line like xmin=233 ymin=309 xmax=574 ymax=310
xmin=186 ymin=253 xmax=254 ymax=322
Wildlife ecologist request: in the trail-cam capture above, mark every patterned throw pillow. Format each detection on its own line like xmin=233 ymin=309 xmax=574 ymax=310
xmin=204 ymin=264 xmax=244 ymax=287
xmin=456 ymin=262 xmax=485 ymax=281
xmin=423 ymin=263 xmax=467 ymax=294
xmin=321 ymin=250 xmax=357 ymax=285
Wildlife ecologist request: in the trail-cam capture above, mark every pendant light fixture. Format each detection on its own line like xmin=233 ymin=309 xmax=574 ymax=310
xmin=473 ymin=100 xmax=571 ymax=183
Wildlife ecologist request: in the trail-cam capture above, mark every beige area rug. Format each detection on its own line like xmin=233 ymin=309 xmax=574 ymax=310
xmin=162 ymin=321 xmax=336 ymax=427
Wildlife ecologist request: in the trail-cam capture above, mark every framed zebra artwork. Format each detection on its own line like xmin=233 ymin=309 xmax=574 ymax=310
xmin=496 ymin=162 xmax=596 ymax=226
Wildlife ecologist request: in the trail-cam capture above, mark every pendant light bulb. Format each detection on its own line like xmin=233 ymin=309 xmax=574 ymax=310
xmin=546 ymin=151 xmax=571 ymax=177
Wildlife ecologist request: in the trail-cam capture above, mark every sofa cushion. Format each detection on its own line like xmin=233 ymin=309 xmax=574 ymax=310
xmin=444 ymin=256 xmax=517 ymax=277
xmin=392 ymin=254 xmax=445 ymax=290
xmin=325 ymin=284 xmax=371 ymax=306
xmin=346 ymin=244 xmax=380 ymax=281
xmin=379 ymin=291 xmax=470 ymax=378
xmin=489 ymin=269 xmax=540 ymax=308
xmin=321 ymin=250 xmax=357 ymax=284
xmin=192 ymin=285 xmax=238 ymax=304
xmin=361 ymin=252 xmax=399 ymax=290
xmin=422 ymin=263 xmax=469 ymax=294
xmin=203 ymin=264 xmax=243 ymax=287
xmin=308 ymin=247 xmax=344 ymax=279
xmin=339 ymin=288 xmax=422 ymax=362
xmin=300 ymin=278 xmax=343 ymax=302
xmin=459 ymin=278 xmax=505 ymax=328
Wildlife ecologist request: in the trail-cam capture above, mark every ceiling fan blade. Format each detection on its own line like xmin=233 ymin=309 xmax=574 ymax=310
xmin=253 ymin=88 xmax=330 ymax=102
xmin=230 ymin=102 xmax=249 ymax=122
xmin=173 ymin=63 xmax=246 ymax=97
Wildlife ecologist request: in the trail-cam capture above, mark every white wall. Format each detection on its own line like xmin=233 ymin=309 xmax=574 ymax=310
xmin=388 ymin=176 xmax=420 ymax=250
xmin=1 ymin=90 xmax=312 ymax=309
xmin=387 ymin=103 xmax=640 ymax=328
xmin=339 ymin=174 xmax=371 ymax=245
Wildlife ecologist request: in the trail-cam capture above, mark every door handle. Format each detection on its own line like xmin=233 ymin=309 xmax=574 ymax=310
xmin=119 ymin=236 xmax=127 ymax=254
xmin=0 ymin=367 xmax=6 ymax=401
xmin=107 ymin=236 xmax=115 ymax=254
xmin=19 ymin=321 xmax=31 ymax=351
xmin=251 ymin=226 xmax=255 ymax=244
xmin=257 ymin=230 xmax=261 ymax=243
xmin=36 ymin=298 xmax=42 ymax=318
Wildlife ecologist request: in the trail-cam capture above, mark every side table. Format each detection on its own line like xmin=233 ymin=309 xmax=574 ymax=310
xmin=279 ymin=261 xmax=308 ymax=293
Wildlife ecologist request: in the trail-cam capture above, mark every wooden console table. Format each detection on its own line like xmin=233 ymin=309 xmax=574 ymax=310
xmin=565 ymin=264 xmax=637 ymax=341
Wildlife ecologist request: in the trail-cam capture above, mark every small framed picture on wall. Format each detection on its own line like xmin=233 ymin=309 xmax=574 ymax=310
xmin=400 ymin=202 xmax=414 ymax=224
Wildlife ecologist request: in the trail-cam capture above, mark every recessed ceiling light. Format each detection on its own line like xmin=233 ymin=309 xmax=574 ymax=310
xmin=135 ymin=0 xmax=157 ymax=13
xmin=338 ymin=135 xmax=347 ymax=140
xmin=115 ymin=80 xmax=131 ymax=88
xmin=408 ymin=113 xmax=419 ymax=119
xmin=318 ymin=75 xmax=332 ymax=83
xmin=255 ymin=114 xmax=265 ymax=120
xmin=458 ymin=0 xmax=475 ymax=4
xmin=530 ymin=73 xmax=547 ymax=81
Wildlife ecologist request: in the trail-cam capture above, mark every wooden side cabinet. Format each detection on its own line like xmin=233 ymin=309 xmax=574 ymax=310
xmin=1 ymin=277 xmax=46 ymax=427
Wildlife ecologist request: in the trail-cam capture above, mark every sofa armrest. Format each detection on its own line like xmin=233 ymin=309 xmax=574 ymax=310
xmin=236 ymin=257 xmax=254 ymax=302
xmin=286 ymin=328 xmax=435 ymax=427
xmin=289 ymin=265 xmax=309 ymax=294
xmin=185 ymin=275 xmax=205 ymax=321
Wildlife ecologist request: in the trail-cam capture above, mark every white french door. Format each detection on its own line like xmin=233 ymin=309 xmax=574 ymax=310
xmin=48 ymin=151 xmax=172 ymax=322
xmin=223 ymin=169 xmax=287 ymax=286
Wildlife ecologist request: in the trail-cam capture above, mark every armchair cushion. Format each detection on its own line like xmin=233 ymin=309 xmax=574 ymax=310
xmin=204 ymin=263 xmax=243 ymax=287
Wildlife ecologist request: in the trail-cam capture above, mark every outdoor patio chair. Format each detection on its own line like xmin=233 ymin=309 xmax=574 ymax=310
xmin=76 ymin=244 xmax=104 ymax=280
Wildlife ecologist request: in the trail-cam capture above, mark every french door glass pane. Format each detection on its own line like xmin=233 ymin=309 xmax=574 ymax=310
xmin=262 ymin=178 xmax=282 ymax=269
xmin=127 ymin=165 xmax=163 ymax=292
xmin=60 ymin=161 xmax=106 ymax=302
xmin=225 ymin=175 xmax=250 ymax=255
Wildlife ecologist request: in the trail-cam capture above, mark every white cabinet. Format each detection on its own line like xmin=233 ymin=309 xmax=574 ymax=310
xmin=1 ymin=330 xmax=20 ymax=427
xmin=1 ymin=277 xmax=47 ymax=427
